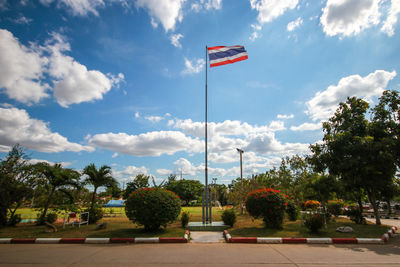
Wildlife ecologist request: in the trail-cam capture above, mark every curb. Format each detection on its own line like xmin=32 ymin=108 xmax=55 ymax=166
xmin=0 ymin=230 xmax=190 ymax=244
xmin=223 ymin=226 xmax=397 ymax=244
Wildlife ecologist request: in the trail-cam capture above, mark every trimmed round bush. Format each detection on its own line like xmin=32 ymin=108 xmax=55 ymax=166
xmin=181 ymin=211 xmax=190 ymax=228
xmin=304 ymin=200 xmax=320 ymax=210
xmin=245 ymin=188 xmax=290 ymax=229
xmin=45 ymin=212 xmax=58 ymax=224
xmin=303 ymin=212 xmax=324 ymax=233
xmin=125 ymin=188 xmax=181 ymax=231
xmin=221 ymin=208 xmax=236 ymax=227
xmin=327 ymin=199 xmax=344 ymax=217
xmin=84 ymin=205 xmax=103 ymax=224
xmin=286 ymin=201 xmax=298 ymax=221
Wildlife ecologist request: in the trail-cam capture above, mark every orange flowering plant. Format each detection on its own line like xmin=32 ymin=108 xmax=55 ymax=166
xmin=245 ymin=188 xmax=290 ymax=229
xmin=304 ymin=200 xmax=320 ymax=210
xmin=125 ymin=188 xmax=181 ymax=231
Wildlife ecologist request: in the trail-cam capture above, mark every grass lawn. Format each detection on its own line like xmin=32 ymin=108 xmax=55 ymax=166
xmin=228 ymin=214 xmax=392 ymax=238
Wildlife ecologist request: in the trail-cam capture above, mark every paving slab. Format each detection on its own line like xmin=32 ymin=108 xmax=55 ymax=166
xmin=190 ymin=231 xmax=224 ymax=243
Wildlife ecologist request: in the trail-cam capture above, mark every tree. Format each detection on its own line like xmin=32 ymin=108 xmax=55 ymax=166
xmin=165 ymin=179 xmax=203 ymax=206
xmin=0 ymin=145 xmax=35 ymax=227
xmin=83 ymin=164 xmax=116 ymax=214
xmin=311 ymin=95 xmax=398 ymax=225
xmin=35 ymin=162 xmax=81 ymax=223
xmin=123 ymin=174 xmax=150 ymax=199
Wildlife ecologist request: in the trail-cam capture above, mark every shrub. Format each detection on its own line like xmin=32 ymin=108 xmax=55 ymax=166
xmin=245 ymin=188 xmax=290 ymax=229
xmin=286 ymin=201 xmax=298 ymax=221
xmin=125 ymin=188 xmax=181 ymax=231
xmin=304 ymin=200 xmax=320 ymax=210
xmin=45 ymin=212 xmax=58 ymax=224
xmin=395 ymin=204 xmax=400 ymax=210
xmin=181 ymin=211 xmax=190 ymax=228
xmin=303 ymin=212 xmax=324 ymax=233
xmin=345 ymin=204 xmax=365 ymax=224
xmin=84 ymin=205 xmax=103 ymax=224
xmin=7 ymin=214 xmax=21 ymax=226
xmin=327 ymin=200 xmax=344 ymax=217
xmin=221 ymin=209 xmax=236 ymax=227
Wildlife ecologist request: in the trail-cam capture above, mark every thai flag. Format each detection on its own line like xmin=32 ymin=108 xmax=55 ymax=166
xmin=208 ymin=45 xmax=248 ymax=67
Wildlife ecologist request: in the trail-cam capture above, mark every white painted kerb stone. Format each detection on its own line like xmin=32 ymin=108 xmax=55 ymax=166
xmin=257 ymin=237 xmax=282 ymax=244
xmin=0 ymin=238 xmax=12 ymax=244
xmin=35 ymin=238 xmax=61 ymax=244
xmin=134 ymin=237 xmax=159 ymax=243
xmin=85 ymin=238 xmax=110 ymax=244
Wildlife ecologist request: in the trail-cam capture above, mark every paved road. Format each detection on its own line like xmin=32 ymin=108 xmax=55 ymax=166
xmin=1 ymin=240 xmax=400 ymax=266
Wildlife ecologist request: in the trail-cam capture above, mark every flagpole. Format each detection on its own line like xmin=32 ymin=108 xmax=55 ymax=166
xmin=205 ymin=45 xmax=209 ymax=223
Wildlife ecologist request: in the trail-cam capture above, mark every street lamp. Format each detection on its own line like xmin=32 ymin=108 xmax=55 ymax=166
xmin=236 ymin=148 xmax=244 ymax=181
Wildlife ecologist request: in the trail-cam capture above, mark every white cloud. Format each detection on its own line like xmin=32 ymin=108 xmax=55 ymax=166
xmin=191 ymin=0 xmax=222 ymax=12
xmin=145 ymin=115 xmax=164 ymax=123
xmin=277 ymin=114 xmax=294 ymax=119
xmin=28 ymin=159 xmax=72 ymax=167
xmin=39 ymin=0 xmax=106 ymax=16
xmin=0 ymin=107 xmax=94 ymax=153
xmin=134 ymin=0 xmax=185 ymax=32
xmin=181 ymin=57 xmax=205 ymax=75
xmin=13 ymin=14 xmax=33 ymax=25
xmin=112 ymin=152 xmax=118 ymax=158
xmin=381 ymin=0 xmax=400 ymax=36
xmin=170 ymin=33 xmax=183 ymax=48
xmin=135 ymin=112 xmax=140 ymax=118
xmin=290 ymin=122 xmax=321 ymax=131
xmin=156 ymin=168 xmax=173 ymax=176
xmin=113 ymin=165 xmax=149 ymax=180
xmin=0 ymin=29 xmax=49 ymax=104
xmin=250 ymin=0 xmax=298 ymax=24
xmin=320 ymin=0 xmax=381 ymax=37
xmin=88 ymin=131 xmax=203 ymax=156
xmin=249 ymin=23 xmax=262 ymax=41
xmin=306 ymin=70 xmax=396 ymax=121
xmin=45 ymin=33 xmax=124 ymax=107
xmin=287 ymin=17 xmax=303 ymax=31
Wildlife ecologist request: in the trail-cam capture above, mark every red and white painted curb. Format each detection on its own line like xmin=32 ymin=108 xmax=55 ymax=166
xmin=0 ymin=230 xmax=190 ymax=244
xmin=223 ymin=226 xmax=398 ymax=244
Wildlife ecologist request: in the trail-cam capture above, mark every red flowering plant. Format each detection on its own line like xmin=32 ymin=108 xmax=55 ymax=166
xmin=245 ymin=188 xmax=290 ymax=229
xmin=125 ymin=188 xmax=181 ymax=231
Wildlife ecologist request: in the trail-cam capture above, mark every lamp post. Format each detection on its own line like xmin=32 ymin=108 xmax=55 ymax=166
xmin=236 ymin=148 xmax=244 ymax=181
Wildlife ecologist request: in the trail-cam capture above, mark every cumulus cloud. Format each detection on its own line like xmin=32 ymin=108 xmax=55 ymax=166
xmin=290 ymin=122 xmax=321 ymax=131
xmin=181 ymin=57 xmax=205 ymax=75
xmin=277 ymin=114 xmax=294 ymax=119
xmin=170 ymin=33 xmax=183 ymax=48
xmin=156 ymin=168 xmax=173 ymax=176
xmin=45 ymin=33 xmax=124 ymax=107
xmin=320 ymin=0 xmax=381 ymax=37
xmin=113 ymin=165 xmax=149 ymax=181
xmin=287 ymin=17 xmax=303 ymax=31
xmin=28 ymin=158 xmax=72 ymax=167
xmin=88 ymin=131 xmax=203 ymax=156
xmin=0 ymin=29 xmax=49 ymax=104
xmin=381 ymin=0 xmax=400 ymax=36
xmin=135 ymin=0 xmax=185 ymax=32
xmin=306 ymin=70 xmax=396 ymax=121
xmin=0 ymin=29 xmax=123 ymax=107
xmin=0 ymin=107 xmax=94 ymax=153
xmin=250 ymin=0 xmax=298 ymax=24
xmin=191 ymin=0 xmax=222 ymax=12
xmin=145 ymin=115 xmax=164 ymax=123
xmin=39 ymin=0 xmax=106 ymax=16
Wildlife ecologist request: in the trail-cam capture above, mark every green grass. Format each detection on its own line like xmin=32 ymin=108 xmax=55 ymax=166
xmin=228 ymin=214 xmax=391 ymax=238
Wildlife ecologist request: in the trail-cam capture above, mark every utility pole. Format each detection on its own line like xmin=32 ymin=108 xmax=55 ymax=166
xmin=236 ymin=148 xmax=244 ymax=181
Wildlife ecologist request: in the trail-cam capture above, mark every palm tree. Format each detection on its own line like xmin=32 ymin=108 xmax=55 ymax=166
xmin=83 ymin=164 xmax=117 ymax=213
xmin=35 ymin=163 xmax=80 ymax=223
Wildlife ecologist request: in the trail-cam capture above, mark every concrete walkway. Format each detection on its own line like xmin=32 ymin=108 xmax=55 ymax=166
xmin=190 ymin=231 xmax=224 ymax=243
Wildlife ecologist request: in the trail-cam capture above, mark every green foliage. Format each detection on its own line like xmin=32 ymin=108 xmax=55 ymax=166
xmin=84 ymin=205 xmax=103 ymax=224
xmin=180 ymin=211 xmax=190 ymax=228
xmin=7 ymin=214 xmax=22 ymax=226
xmin=165 ymin=179 xmax=203 ymax=206
xmin=327 ymin=200 xmax=344 ymax=216
xmin=245 ymin=188 xmax=290 ymax=229
xmin=303 ymin=212 xmax=325 ymax=233
xmin=286 ymin=201 xmax=298 ymax=221
xmin=125 ymin=188 xmax=181 ymax=231
xmin=221 ymin=209 xmax=237 ymax=227
xmin=123 ymin=174 xmax=150 ymax=199
xmin=344 ymin=204 xmax=365 ymax=224
xmin=45 ymin=212 xmax=58 ymax=224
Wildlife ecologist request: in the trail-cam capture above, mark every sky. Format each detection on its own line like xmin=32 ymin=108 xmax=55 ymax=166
xmin=0 ymin=0 xmax=399 ymax=187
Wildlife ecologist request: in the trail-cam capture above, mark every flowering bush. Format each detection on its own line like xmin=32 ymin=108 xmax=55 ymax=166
xmin=326 ymin=199 xmax=344 ymax=216
xmin=125 ymin=188 xmax=181 ymax=231
xmin=245 ymin=188 xmax=290 ymax=229
xmin=304 ymin=200 xmax=320 ymax=210
xmin=303 ymin=212 xmax=324 ymax=233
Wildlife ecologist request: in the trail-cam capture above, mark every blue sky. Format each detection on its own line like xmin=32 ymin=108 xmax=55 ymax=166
xmin=1 ymin=0 xmax=399 ymax=186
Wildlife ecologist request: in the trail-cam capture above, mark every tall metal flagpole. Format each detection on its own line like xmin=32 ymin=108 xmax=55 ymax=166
xmin=204 ymin=45 xmax=209 ymax=223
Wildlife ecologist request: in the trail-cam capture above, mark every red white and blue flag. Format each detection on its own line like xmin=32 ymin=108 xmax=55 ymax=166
xmin=207 ymin=45 xmax=248 ymax=67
